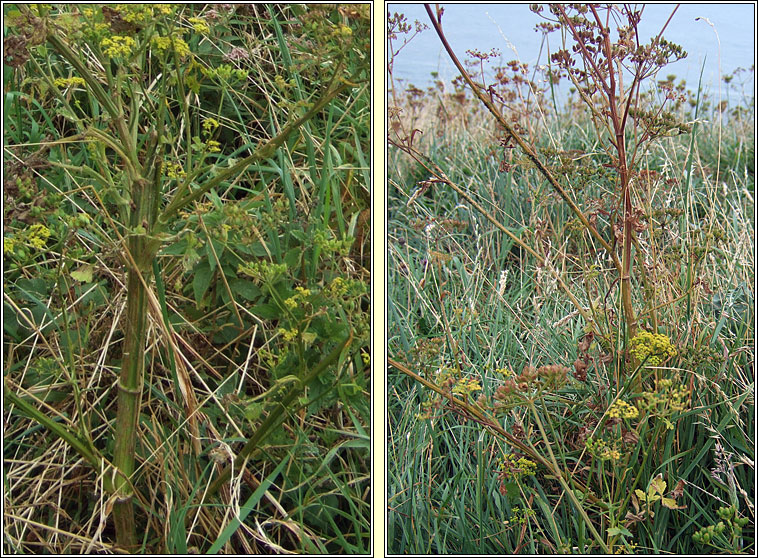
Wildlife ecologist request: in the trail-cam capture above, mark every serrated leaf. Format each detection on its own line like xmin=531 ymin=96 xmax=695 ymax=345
xmin=504 ymin=482 xmax=520 ymax=500
xmin=649 ymin=475 xmax=666 ymax=497
xmin=302 ymin=331 xmax=317 ymax=347
xmin=70 ymin=265 xmax=94 ymax=283
xmin=661 ymin=497 xmax=685 ymax=510
xmin=635 ymin=489 xmax=647 ymax=502
xmin=244 ymin=402 xmax=263 ymax=423
xmin=284 ymin=247 xmax=301 ymax=268
xmin=162 ymin=237 xmax=189 ymax=256
xmin=205 ymin=237 xmax=225 ymax=272
xmin=227 ymin=278 xmax=261 ymax=301
xmin=607 ymin=526 xmax=633 ymax=537
xmin=192 ymin=262 xmax=213 ymax=302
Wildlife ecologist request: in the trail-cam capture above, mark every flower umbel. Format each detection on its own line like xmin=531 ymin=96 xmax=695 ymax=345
xmin=100 ymin=35 xmax=135 ymax=58
xmin=498 ymin=454 xmax=537 ymax=486
xmin=608 ymin=399 xmax=640 ymax=420
xmin=630 ymin=331 xmax=677 ymax=366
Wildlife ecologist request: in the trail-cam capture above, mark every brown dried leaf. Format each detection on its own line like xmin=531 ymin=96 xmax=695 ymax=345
xmin=622 ymin=428 xmax=639 ymax=445
xmin=578 ymin=331 xmax=594 ymax=354
xmin=670 ymin=479 xmax=685 ymax=499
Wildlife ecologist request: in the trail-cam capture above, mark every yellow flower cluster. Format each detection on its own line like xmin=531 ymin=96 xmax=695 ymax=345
xmin=113 ymin=4 xmax=173 ymax=24
xmin=203 ymin=64 xmax=248 ymax=83
xmin=154 ymin=5 xmax=174 ymax=16
xmin=188 ymin=16 xmax=210 ymax=35
xmin=202 ymin=118 xmax=220 ymax=137
xmin=284 ymin=286 xmax=312 ymax=310
xmin=4 ymin=224 xmax=51 ymax=260
xmin=53 ymin=76 xmax=86 ymax=88
xmin=452 ymin=376 xmax=482 ymax=398
xmin=277 ymin=327 xmax=298 ymax=343
xmin=27 ymin=224 xmax=51 ymax=249
xmin=4 ymin=236 xmax=17 ymax=256
xmin=585 ymin=437 xmax=622 ymax=461
xmin=164 ymin=161 xmax=186 ymax=179
xmin=328 ymin=277 xmax=349 ymax=297
xmin=314 ymin=229 xmax=353 ymax=256
xmin=607 ymin=399 xmax=639 ymax=420
xmin=205 ymin=140 xmax=221 ymax=153
xmin=499 ymin=454 xmax=537 ymax=481
xmin=151 ymin=34 xmax=191 ymax=58
xmin=237 ymin=261 xmax=287 ymax=284
xmin=333 ymin=24 xmax=353 ymax=38
xmin=100 ymin=35 xmax=135 ymax=58
xmin=639 ymin=378 xmax=690 ymax=428
xmin=630 ymin=331 xmax=677 ymax=366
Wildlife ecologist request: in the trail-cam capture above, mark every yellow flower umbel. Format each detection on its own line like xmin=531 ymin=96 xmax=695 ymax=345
xmin=4 ymin=236 xmax=17 ymax=256
xmin=607 ymin=399 xmax=640 ymax=420
xmin=585 ymin=436 xmax=623 ymax=462
xmin=151 ymin=34 xmax=191 ymax=59
xmin=639 ymin=378 xmax=691 ymax=429
xmin=498 ymin=454 xmax=537 ymax=482
xmin=452 ymin=376 xmax=482 ymax=399
xmin=27 ymin=224 xmax=51 ymax=250
xmin=53 ymin=76 xmax=86 ymax=88
xmin=283 ymin=286 xmax=312 ymax=311
xmin=630 ymin=331 xmax=677 ymax=366
xmin=187 ymin=16 xmax=210 ymax=35
xmin=100 ymin=35 xmax=135 ymax=58
xmin=164 ymin=161 xmax=186 ymax=179
xmin=201 ymin=117 xmax=220 ymax=137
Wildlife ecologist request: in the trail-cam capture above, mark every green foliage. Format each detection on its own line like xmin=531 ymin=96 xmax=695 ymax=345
xmin=388 ymin=4 xmax=753 ymax=555
xmin=4 ymin=3 xmax=369 ymax=554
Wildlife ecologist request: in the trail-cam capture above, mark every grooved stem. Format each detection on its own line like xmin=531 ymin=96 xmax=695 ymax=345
xmin=111 ymin=234 xmax=153 ymax=551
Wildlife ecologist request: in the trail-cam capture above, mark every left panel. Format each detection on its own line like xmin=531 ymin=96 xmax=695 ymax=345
xmin=2 ymin=3 xmax=372 ymax=554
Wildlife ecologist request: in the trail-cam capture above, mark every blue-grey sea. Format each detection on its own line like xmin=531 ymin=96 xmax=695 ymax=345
xmin=388 ymin=3 xmax=755 ymax=98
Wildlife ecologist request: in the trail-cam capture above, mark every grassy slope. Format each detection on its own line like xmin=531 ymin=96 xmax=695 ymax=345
xmin=388 ymin=79 xmax=754 ymax=553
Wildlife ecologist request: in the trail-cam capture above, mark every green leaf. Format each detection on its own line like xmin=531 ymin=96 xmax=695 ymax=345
xmin=244 ymin=401 xmax=264 ymax=423
xmin=192 ymin=261 xmax=213 ymax=302
xmin=284 ymin=246 xmax=301 ymax=268
xmin=227 ymin=278 xmax=261 ymax=301
xmin=70 ymin=265 xmax=94 ymax=283
xmin=504 ymin=482 xmax=520 ymax=500
xmin=3 ymin=301 xmax=21 ymax=340
xmin=251 ymin=302 xmax=281 ymax=320
xmin=207 ymin=188 xmax=223 ymax=210
xmin=649 ymin=475 xmax=666 ymax=498
xmin=205 ymin=237 xmax=225 ymax=272
xmin=162 ymin=237 xmax=188 ymax=256
xmin=635 ymin=489 xmax=647 ymax=502
xmin=607 ymin=526 xmax=633 ymax=537
xmin=250 ymin=241 xmax=269 ymax=257
xmin=661 ymin=497 xmax=685 ymax=510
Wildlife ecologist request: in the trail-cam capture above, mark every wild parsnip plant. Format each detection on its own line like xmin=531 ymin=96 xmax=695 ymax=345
xmin=388 ymin=4 xmax=753 ymax=554
xmin=4 ymin=4 xmax=370 ymax=553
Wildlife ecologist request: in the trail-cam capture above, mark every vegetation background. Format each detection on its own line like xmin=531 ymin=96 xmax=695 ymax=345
xmin=388 ymin=4 xmax=753 ymax=555
xmin=3 ymin=3 xmax=370 ymax=554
